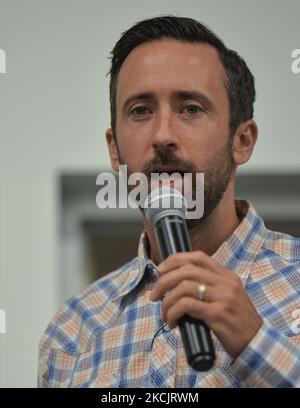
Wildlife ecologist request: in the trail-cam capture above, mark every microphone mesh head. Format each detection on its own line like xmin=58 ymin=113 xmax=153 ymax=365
xmin=143 ymin=187 xmax=187 ymax=227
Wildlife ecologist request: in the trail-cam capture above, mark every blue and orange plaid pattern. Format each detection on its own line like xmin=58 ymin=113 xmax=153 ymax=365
xmin=38 ymin=200 xmax=300 ymax=387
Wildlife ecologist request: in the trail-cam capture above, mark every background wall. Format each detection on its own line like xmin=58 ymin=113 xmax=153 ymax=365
xmin=0 ymin=0 xmax=299 ymax=387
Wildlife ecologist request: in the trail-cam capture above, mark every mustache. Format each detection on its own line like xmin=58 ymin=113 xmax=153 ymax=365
xmin=141 ymin=146 xmax=198 ymax=177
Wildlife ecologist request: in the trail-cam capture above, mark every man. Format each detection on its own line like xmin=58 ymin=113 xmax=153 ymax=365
xmin=38 ymin=16 xmax=300 ymax=387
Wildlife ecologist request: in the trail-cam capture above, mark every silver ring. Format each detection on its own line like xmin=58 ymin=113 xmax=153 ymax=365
xmin=198 ymin=283 xmax=206 ymax=301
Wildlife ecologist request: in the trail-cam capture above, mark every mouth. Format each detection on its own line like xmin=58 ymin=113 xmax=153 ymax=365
xmin=150 ymin=166 xmax=186 ymax=177
xmin=148 ymin=167 xmax=188 ymax=193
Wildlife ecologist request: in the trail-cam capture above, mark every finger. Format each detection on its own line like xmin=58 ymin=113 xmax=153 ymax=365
xmin=161 ymin=279 xmax=213 ymax=321
xmin=157 ymin=250 xmax=218 ymax=274
xmin=150 ymin=264 xmax=217 ymax=301
xmin=165 ymin=297 xmax=213 ymax=329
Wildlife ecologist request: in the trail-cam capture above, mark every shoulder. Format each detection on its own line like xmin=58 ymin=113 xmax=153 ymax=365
xmin=253 ymin=228 xmax=300 ymax=284
xmin=262 ymin=229 xmax=300 ymax=263
xmin=250 ymin=229 xmax=300 ymax=337
xmin=39 ymin=257 xmax=139 ymax=357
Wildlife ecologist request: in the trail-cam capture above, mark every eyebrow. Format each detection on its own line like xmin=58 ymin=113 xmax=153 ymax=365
xmin=174 ymin=90 xmax=215 ymax=111
xmin=121 ymin=90 xmax=216 ymax=114
xmin=122 ymin=92 xmax=154 ymax=115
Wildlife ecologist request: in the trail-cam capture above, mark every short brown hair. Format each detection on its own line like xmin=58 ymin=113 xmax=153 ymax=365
xmin=108 ymin=15 xmax=256 ymax=138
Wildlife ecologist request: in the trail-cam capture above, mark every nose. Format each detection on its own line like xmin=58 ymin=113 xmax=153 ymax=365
xmin=151 ymin=108 xmax=178 ymax=151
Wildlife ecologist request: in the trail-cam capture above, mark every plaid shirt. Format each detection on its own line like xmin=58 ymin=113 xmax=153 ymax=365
xmin=38 ymin=199 xmax=300 ymax=388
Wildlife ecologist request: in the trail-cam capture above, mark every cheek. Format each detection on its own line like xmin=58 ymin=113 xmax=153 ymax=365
xmin=186 ymin=137 xmax=219 ymax=164
xmin=116 ymin=134 xmax=148 ymax=171
xmin=117 ymin=121 xmax=152 ymax=162
xmin=190 ymin=139 xmax=230 ymax=173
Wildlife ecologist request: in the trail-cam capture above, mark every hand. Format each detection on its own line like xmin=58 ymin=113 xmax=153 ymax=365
xmin=150 ymin=251 xmax=263 ymax=359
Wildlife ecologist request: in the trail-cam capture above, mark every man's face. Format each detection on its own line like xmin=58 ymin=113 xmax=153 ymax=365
xmin=108 ymin=39 xmax=235 ymax=224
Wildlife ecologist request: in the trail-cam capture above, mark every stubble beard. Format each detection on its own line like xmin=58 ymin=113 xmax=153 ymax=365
xmin=115 ymin=136 xmax=233 ymax=231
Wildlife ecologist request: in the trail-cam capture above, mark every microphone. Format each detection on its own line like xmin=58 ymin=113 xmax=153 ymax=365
xmin=144 ymin=187 xmax=215 ymax=371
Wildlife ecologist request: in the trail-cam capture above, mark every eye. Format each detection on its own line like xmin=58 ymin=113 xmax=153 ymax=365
xmin=130 ymin=106 xmax=151 ymax=117
xmin=182 ymin=105 xmax=203 ymax=116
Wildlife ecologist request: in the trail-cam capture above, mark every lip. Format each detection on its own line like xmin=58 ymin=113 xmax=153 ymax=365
xmin=151 ymin=166 xmax=186 ymax=174
xmin=149 ymin=167 xmax=186 ymax=192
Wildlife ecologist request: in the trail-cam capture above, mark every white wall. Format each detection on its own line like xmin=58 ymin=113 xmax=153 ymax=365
xmin=0 ymin=0 xmax=299 ymax=387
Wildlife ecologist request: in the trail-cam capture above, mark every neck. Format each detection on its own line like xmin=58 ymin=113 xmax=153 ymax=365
xmin=143 ymin=182 xmax=241 ymax=265
xmin=188 ymin=196 xmax=240 ymax=256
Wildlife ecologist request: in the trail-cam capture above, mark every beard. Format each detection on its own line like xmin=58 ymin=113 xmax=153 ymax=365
xmin=116 ymin=139 xmax=233 ymax=232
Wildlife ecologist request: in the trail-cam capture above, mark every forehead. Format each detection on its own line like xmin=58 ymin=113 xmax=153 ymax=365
xmin=116 ymin=39 xmax=227 ymax=106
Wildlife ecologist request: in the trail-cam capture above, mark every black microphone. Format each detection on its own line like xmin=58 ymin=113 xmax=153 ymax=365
xmin=144 ymin=187 xmax=215 ymax=371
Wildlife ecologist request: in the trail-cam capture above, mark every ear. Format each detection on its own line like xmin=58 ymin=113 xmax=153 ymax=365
xmin=231 ymin=120 xmax=258 ymax=166
xmin=106 ymin=128 xmax=120 ymax=172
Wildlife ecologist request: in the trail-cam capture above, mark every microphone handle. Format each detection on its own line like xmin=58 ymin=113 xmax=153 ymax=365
xmin=154 ymin=215 xmax=215 ymax=371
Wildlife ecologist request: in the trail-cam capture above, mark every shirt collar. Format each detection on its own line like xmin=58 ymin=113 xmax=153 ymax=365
xmin=133 ymin=199 xmax=267 ymax=291
xmin=211 ymin=199 xmax=267 ymax=284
